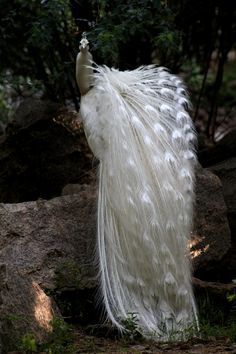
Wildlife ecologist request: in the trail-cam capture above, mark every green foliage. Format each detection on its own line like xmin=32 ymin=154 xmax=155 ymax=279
xmin=183 ymin=60 xmax=214 ymax=94
xmin=121 ymin=313 xmax=143 ymax=342
xmin=200 ymin=321 xmax=236 ymax=342
xmin=197 ymin=293 xmax=225 ymax=326
xmin=197 ymin=290 xmax=236 ymax=342
xmin=0 ymin=0 xmax=78 ymax=104
xmin=6 ymin=317 xmax=76 ymax=353
xmin=88 ymin=0 xmax=182 ymax=69
xmin=41 ymin=317 xmax=76 ymax=354
xmin=227 ymin=293 xmax=236 ymax=303
xmin=28 ymin=0 xmax=73 ymax=50
xmin=0 ymin=0 xmax=236 ymax=136
xmin=5 ymin=315 xmax=76 ymax=353
xmin=21 ymin=333 xmax=37 ymax=353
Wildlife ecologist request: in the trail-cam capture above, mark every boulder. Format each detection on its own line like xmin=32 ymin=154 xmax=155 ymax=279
xmin=63 ymin=167 xmax=232 ymax=282
xmin=0 ymin=187 xmax=97 ymax=352
xmin=210 ymin=157 xmax=236 ymax=278
xmin=62 ymin=167 xmax=232 ymax=281
xmin=0 ymin=98 xmax=94 ymax=203
xmin=191 ymin=167 xmax=231 ymax=281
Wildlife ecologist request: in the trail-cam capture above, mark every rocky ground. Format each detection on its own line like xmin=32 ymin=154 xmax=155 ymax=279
xmin=73 ymin=329 xmax=236 ymax=353
xmin=6 ymin=326 xmax=236 ymax=353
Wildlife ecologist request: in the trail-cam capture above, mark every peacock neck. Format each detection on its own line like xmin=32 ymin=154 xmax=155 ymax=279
xmin=76 ymin=49 xmax=93 ymax=96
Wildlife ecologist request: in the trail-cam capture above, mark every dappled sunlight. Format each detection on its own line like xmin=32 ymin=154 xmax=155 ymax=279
xmin=189 ymin=237 xmax=210 ymax=259
xmin=32 ymin=281 xmax=54 ymax=332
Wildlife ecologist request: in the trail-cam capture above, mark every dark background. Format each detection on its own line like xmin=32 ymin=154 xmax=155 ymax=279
xmin=0 ymin=0 xmax=236 ymax=142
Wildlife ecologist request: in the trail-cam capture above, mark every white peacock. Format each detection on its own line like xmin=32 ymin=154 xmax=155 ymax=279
xmin=76 ymin=33 xmax=198 ymax=341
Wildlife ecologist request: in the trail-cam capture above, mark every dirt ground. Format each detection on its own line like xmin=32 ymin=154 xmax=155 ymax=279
xmin=75 ymin=329 xmax=236 ymax=354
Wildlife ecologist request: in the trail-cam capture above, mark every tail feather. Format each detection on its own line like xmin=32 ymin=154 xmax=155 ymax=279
xmin=80 ymin=64 xmax=198 ymax=340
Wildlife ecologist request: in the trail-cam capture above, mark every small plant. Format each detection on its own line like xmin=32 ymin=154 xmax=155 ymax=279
xmin=41 ymin=317 xmax=76 ymax=354
xmin=21 ymin=333 xmax=37 ymax=353
xmin=121 ymin=313 xmax=143 ymax=342
xmin=227 ymin=292 xmax=236 ymax=304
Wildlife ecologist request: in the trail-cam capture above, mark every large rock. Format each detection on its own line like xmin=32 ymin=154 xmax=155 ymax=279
xmin=210 ymin=157 xmax=236 ymax=278
xmin=191 ymin=167 xmax=231 ymax=281
xmin=0 ymin=98 xmax=94 ymax=203
xmin=0 ymin=187 xmax=97 ymax=352
xmin=62 ymin=169 xmax=232 ymax=281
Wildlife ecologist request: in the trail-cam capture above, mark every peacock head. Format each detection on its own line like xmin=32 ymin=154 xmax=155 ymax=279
xmin=79 ymin=32 xmax=89 ymax=53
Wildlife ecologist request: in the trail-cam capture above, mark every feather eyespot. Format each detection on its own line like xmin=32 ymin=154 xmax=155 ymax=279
xmin=154 ymin=123 xmax=166 ymax=134
xmin=176 ymin=112 xmax=189 ymax=124
xmin=178 ymin=97 xmax=189 ymax=107
xmin=183 ymin=151 xmax=196 ymax=161
xmin=160 ymin=104 xmax=172 ymax=114
xmin=172 ymin=130 xmax=182 ymax=140
xmin=165 ymin=152 xmax=176 ymax=164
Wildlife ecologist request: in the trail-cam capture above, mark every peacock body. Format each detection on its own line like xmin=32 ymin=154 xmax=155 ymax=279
xmin=76 ymin=36 xmax=198 ymax=340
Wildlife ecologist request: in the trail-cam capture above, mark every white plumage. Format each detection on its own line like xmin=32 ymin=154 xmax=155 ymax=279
xmin=76 ymin=36 xmax=198 ymax=341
